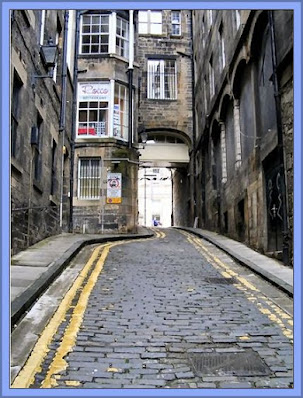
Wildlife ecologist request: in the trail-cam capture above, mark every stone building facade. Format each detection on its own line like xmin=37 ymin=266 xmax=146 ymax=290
xmin=72 ymin=10 xmax=140 ymax=234
xmin=11 ymin=10 xmax=76 ymax=254
xmin=192 ymin=10 xmax=293 ymax=265
xmin=137 ymin=10 xmax=194 ymax=226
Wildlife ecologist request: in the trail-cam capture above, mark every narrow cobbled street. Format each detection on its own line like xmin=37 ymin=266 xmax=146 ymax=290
xmin=14 ymin=229 xmax=293 ymax=389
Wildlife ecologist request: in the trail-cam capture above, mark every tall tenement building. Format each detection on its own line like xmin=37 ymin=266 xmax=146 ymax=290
xmin=192 ymin=10 xmax=293 ymax=265
xmin=11 ymin=10 xmax=76 ymax=254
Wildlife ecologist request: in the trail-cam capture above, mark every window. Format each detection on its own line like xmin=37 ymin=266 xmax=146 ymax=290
xmin=209 ymin=55 xmax=215 ymax=98
xmin=219 ymin=23 xmax=225 ymax=70
xmin=80 ymin=13 xmax=129 ymax=56
xmin=116 ymin=16 xmax=129 ymax=57
xmin=171 ymin=11 xmax=181 ymax=35
xmin=78 ymin=158 xmax=101 ymax=199
xmin=33 ymin=115 xmax=43 ymax=181
xmin=114 ymin=84 xmax=129 ymax=139
xmin=138 ymin=10 xmax=162 ymax=35
xmin=147 ymin=59 xmax=177 ymax=100
xmin=77 ymin=81 xmax=129 ymax=141
xmin=81 ymin=14 xmax=110 ymax=54
xmin=78 ymin=101 xmax=109 ymax=137
xmin=11 ymin=70 xmax=23 ymax=158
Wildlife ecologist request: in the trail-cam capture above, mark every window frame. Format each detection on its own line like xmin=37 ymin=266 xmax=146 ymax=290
xmin=147 ymin=59 xmax=177 ymax=100
xmin=171 ymin=11 xmax=181 ymax=36
xmin=76 ymin=81 xmax=129 ymax=141
xmin=138 ymin=10 xmax=162 ymax=35
xmin=78 ymin=157 xmax=102 ymax=200
xmin=79 ymin=13 xmax=130 ymax=57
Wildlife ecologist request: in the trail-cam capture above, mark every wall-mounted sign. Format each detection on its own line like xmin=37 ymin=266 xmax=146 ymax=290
xmin=78 ymin=82 xmax=110 ymax=102
xmin=106 ymin=173 xmax=122 ymax=204
xmin=113 ymin=104 xmax=121 ymax=137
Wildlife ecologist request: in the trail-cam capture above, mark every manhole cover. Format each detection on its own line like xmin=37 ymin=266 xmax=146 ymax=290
xmin=205 ymin=277 xmax=237 ymax=285
xmin=187 ymin=349 xmax=271 ymax=377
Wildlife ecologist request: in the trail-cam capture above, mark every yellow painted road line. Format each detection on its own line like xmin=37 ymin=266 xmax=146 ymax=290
xmin=11 ymin=244 xmax=104 ymax=388
xmin=181 ymin=230 xmax=293 ymax=341
xmin=12 ymin=233 xmax=162 ymax=388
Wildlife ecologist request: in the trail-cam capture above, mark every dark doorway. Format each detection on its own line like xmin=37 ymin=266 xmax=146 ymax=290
xmin=263 ymin=150 xmax=283 ymax=253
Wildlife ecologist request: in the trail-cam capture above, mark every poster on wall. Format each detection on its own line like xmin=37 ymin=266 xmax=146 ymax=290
xmin=113 ymin=104 xmax=121 ymax=137
xmin=106 ymin=173 xmax=122 ymax=204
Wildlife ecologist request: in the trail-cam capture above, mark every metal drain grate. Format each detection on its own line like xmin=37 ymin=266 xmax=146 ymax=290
xmin=187 ymin=349 xmax=271 ymax=377
xmin=205 ymin=277 xmax=237 ymax=285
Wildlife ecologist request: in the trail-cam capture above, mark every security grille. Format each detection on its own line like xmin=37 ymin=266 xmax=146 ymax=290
xmin=78 ymin=158 xmax=101 ymax=199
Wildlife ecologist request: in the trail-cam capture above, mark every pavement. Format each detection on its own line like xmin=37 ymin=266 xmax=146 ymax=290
xmin=175 ymin=227 xmax=293 ymax=297
xmin=11 ymin=228 xmax=154 ymax=328
xmin=10 ymin=226 xmax=293 ymax=328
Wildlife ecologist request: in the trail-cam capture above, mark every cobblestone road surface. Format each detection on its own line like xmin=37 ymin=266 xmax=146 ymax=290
xmin=26 ymin=229 xmax=293 ymax=389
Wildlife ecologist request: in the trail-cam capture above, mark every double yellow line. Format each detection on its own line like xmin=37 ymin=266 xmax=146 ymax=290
xmin=181 ymin=230 xmax=293 ymax=342
xmin=12 ymin=230 xmax=165 ymax=388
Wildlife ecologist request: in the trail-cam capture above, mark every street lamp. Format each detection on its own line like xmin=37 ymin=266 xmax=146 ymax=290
xmin=32 ymin=38 xmax=58 ymax=87
xmin=139 ymin=129 xmax=148 ymax=145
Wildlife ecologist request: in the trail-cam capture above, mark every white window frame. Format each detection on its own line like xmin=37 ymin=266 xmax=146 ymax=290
xmin=114 ymin=83 xmax=129 ymax=140
xmin=78 ymin=158 xmax=102 ymax=200
xmin=76 ymin=81 xmax=129 ymax=142
xmin=77 ymin=100 xmax=109 ymax=137
xmin=79 ymin=13 xmax=130 ymax=57
xmin=138 ymin=10 xmax=162 ymax=35
xmin=171 ymin=11 xmax=181 ymax=36
xmin=116 ymin=16 xmax=129 ymax=57
xmin=80 ymin=14 xmax=110 ymax=55
xmin=147 ymin=59 xmax=177 ymax=100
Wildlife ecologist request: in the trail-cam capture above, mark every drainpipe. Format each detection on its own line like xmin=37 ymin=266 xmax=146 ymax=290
xmin=59 ymin=10 xmax=69 ymax=229
xmin=128 ymin=10 xmax=134 ymax=149
xmin=69 ymin=10 xmax=80 ymax=232
xmin=190 ymin=11 xmax=197 ymax=225
xmin=268 ymin=10 xmax=290 ymax=266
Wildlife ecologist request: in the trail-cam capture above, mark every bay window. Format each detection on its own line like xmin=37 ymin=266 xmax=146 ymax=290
xmin=78 ymin=158 xmax=101 ymax=199
xmin=77 ymin=81 xmax=129 ymax=140
xmin=147 ymin=59 xmax=177 ymax=100
xmin=80 ymin=13 xmax=129 ymax=57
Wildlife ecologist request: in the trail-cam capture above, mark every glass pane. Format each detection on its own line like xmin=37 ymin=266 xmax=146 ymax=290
xmin=99 ymin=102 xmax=108 ymax=109
xmin=82 ymin=16 xmax=90 ymax=24
xmin=79 ymin=102 xmax=88 ymax=108
xmin=172 ymin=12 xmax=180 ymax=22
xmin=101 ymin=35 xmax=108 ymax=44
xmin=150 ymin=12 xmax=162 ymax=23
xmin=82 ymin=35 xmax=90 ymax=44
xmin=89 ymin=102 xmax=98 ymax=108
xmin=138 ymin=11 xmax=148 ymax=22
xmin=138 ymin=23 xmax=148 ymax=34
xmin=101 ymin=15 xmax=109 ymax=24
xmin=91 ymin=35 xmax=99 ymax=44
xmin=82 ymin=45 xmax=90 ymax=53
xmin=79 ymin=110 xmax=87 ymax=122
xmin=101 ymin=45 xmax=108 ymax=53
xmin=92 ymin=25 xmax=100 ymax=33
xmin=82 ymin=25 xmax=90 ymax=33
xmin=89 ymin=110 xmax=98 ymax=121
xmin=151 ymin=24 xmax=162 ymax=34
xmin=101 ymin=24 xmax=109 ymax=33
xmin=91 ymin=45 xmax=99 ymax=53
xmin=92 ymin=16 xmax=100 ymax=24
